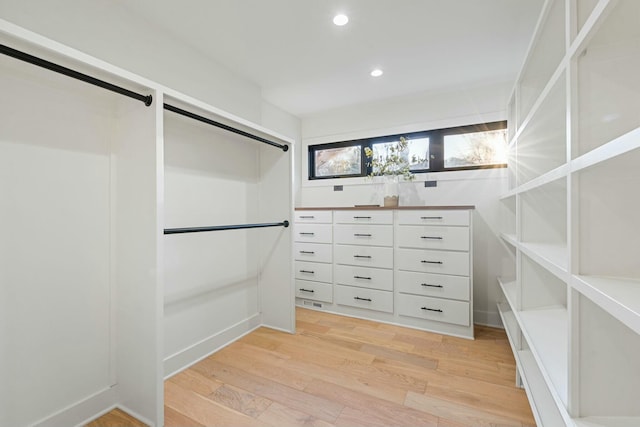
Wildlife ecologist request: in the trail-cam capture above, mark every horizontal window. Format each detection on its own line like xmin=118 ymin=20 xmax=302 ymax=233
xmin=308 ymin=121 xmax=507 ymax=180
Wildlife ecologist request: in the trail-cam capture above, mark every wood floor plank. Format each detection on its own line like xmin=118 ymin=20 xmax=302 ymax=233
xmin=425 ymin=382 xmax=534 ymax=424
xmin=253 ymin=327 xmax=375 ymax=364
xmin=208 ymin=384 xmax=272 ymax=418
xmin=167 ymin=368 xmax=223 ymax=397
xmin=295 ymin=319 xmax=332 ymax=334
xmin=436 ymin=417 xmax=469 ymax=427
xmin=325 ymin=328 xmax=416 ymax=352
xmin=375 ymin=322 xmax=444 ymax=343
xmin=192 ymin=358 xmax=344 ymax=423
xmin=234 ymin=339 xmax=412 ymax=404
xmin=212 ymin=342 xmax=312 ymax=391
xmin=257 ymin=402 xmax=335 ymax=427
xmin=359 ymin=343 xmax=439 ymax=370
xmin=436 ymin=355 xmax=516 ymax=387
xmin=164 ymin=381 xmax=267 ymax=427
xmin=85 ymin=408 xmax=147 ymax=427
xmin=305 ymin=379 xmax=438 ymax=427
xmin=164 ymin=406 xmax=205 ymax=427
xmin=405 ymin=390 xmax=529 ymax=427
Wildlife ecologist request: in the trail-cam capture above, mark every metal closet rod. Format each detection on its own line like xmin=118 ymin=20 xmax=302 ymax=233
xmin=0 ymin=44 xmax=153 ymax=106
xmin=164 ymin=220 xmax=290 ymax=235
xmin=163 ymin=103 xmax=289 ymax=152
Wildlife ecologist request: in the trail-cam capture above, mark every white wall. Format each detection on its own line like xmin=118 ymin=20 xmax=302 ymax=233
xmin=299 ymin=82 xmax=513 ymax=326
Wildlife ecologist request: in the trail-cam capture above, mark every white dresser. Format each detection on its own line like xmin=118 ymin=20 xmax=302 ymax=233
xmin=333 ymin=210 xmax=394 ymax=313
xmin=293 ymin=210 xmax=334 ymax=304
xmin=394 ymin=210 xmax=473 ymax=332
xmin=294 ymin=206 xmax=474 ymax=339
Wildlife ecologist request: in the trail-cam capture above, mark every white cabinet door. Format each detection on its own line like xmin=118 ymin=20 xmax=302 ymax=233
xmin=396 ymin=210 xmax=470 ymax=226
xmin=294 ymin=224 xmax=332 ymax=244
xmin=334 ymin=225 xmax=393 ymax=246
xmin=334 ymin=264 xmax=393 ymax=291
xmin=334 ymin=245 xmax=393 ymax=269
xmin=294 ymin=242 xmax=332 ymax=263
xmin=396 ymin=248 xmax=470 ymax=276
xmin=334 ymin=210 xmax=393 ymax=224
xmin=397 ymin=293 xmax=470 ymax=326
xmin=335 ymin=285 xmax=393 ymax=313
xmin=396 ymin=225 xmax=470 ymax=251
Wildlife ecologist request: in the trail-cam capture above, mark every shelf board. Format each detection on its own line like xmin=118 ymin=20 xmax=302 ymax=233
xmin=571 ymin=126 xmax=640 ymax=174
xmin=498 ymin=277 xmax=517 ymax=308
xmin=497 ymin=301 xmax=520 ymax=354
xmin=519 ymin=242 xmax=569 ymax=282
xmin=500 ymin=233 xmax=518 ymax=247
xmin=517 ymin=163 xmax=569 ymax=194
xmin=519 ymin=307 xmax=568 ymax=405
xmin=573 ymin=417 xmax=640 ymax=427
xmin=500 ymin=188 xmax=518 ymax=200
xmin=572 ymin=275 xmax=640 ymax=336
xmin=517 ymin=349 xmax=570 ymax=427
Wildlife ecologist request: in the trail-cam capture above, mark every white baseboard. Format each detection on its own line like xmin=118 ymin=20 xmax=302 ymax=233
xmin=32 ymin=386 xmax=117 ymax=427
xmin=474 ymin=309 xmax=503 ymax=328
xmin=163 ymin=313 xmax=262 ymax=379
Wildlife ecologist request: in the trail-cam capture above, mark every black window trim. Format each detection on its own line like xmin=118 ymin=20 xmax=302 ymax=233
xmin=308 ymin=120 xmax=507 ymax=180
xmin=308 ymin=139 xmax=367 ymax=180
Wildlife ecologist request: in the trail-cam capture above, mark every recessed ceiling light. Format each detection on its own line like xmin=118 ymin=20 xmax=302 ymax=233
xmin=370 ymin=69 xmax=383 ymax=77
xmin=333 ymin=14 xmax=349 ymax=26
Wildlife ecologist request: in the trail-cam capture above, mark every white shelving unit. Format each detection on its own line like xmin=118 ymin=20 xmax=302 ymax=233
xmin=0 ymin=18 xmax=294 ymax=427
xmin=498 ymin=0 xmax=640 ymax=425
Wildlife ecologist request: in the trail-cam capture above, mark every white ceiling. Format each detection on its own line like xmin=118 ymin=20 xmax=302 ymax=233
xmin=119 ymin=0 xmax=543 ymax=117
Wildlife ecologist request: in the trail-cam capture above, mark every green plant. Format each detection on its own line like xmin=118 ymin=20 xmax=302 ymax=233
xmin=364 ymin=137 xmax=423 ymax=181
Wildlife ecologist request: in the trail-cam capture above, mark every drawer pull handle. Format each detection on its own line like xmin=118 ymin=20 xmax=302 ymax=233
xmin=421 ymin=307 xmax=443 ymax=313
xmin=353 ymin=216 xmax=372 ymax=219
xmin=354 ymin=275 xmax=372 ymax=280
xmin=299 ymin=251 xmax=315 ymax=254
xmin=354 ymin=255 xmax=372 ymax=259
xmin=421 ymin=236 xmax=443 ymax=240
xmin=421 ymin=283 xmax=444 ymax=288
xmin=300 ymin=232 xmax=315 ymax=236
xmin=354 ymin=233 xmax=372 ymax=237
xmin=354 ymin=296 xmax=372 ymax=302
xmin=299 ymin=288 xmax=315 ymax=293
xmin=300 ymin=215 xmax=315 ymax=219
xmin=299 ymin=270 xmax=315 ymax=274
xmin=421 ymin=216 xmax=443 ymax=220
xmin=421 ymin=260 xmax=443 ymax=264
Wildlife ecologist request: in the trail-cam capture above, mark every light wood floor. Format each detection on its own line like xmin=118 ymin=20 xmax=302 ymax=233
xmin=91 ymin=307 xmax=535 ymax=426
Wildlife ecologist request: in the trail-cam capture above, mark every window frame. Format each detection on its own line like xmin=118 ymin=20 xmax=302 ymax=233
xmin=307 ymin=120 xmax=507 ymax=180
xmin=307 ymin=139 xmax=367 ymax=180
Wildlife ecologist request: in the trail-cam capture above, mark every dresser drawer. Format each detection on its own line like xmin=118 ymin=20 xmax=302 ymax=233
xmin=334 ymin=210 xmax=393 ymax=225
xmin=295 ymin=261 xmax=332 ymax=283
xmin=294 ymin=224 xmax=332 ymax=244
xmin=396 ymin=271 xmax=470 ymax=301
xmin=334 ymin=264 xmax=393 ymax=291
xmin=335 ymin=285 xmax=393 ymax=313
xmin=334 ymin=225 xmax=393 ymax=247
xmin=334 ymin=245 xmax=393 ymax=269
xmin=396 ymin=248 xmax=469 ymax=276
xmin=294 ymin=210 xmax=332 ymax=224
xmin=396 ymin=210 xmax=470 ymax=226
xmin=295 ymin=280 xmax=333 ymax=303
xmin=396 ymin=225 xmax=470 ymax=251
xmin=397 ymin=293 xmax=470 ymax=326
xmin=294 ymin=242 xmax=332 ymax=263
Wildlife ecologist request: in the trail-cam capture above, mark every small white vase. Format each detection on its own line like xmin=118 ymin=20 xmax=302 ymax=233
xmin=383 ymin=195 xmax=399 ymax=207
xmin=383 ymin=177 xmax=399 ymax=207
